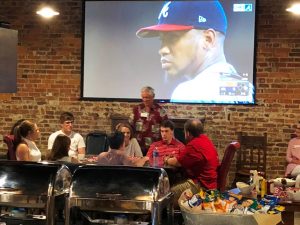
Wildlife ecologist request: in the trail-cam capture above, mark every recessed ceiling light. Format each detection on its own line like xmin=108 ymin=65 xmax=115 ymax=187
xmin=36 ymin=7 xmax=59 ymax=18
xmin=286 ymin=3 xmax=300 ymax=15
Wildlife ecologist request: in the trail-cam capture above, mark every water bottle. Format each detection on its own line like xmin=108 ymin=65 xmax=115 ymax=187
xmin=153 ymin=147 xmax=159 ymax=167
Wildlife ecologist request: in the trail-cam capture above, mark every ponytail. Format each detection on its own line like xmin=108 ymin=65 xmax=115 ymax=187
xmin=13 ymin=120 xmax=35 ymax=146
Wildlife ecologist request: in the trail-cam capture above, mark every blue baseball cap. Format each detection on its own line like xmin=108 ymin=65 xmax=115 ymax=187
xmin=136 ymin=1 xmax=227 ymax=38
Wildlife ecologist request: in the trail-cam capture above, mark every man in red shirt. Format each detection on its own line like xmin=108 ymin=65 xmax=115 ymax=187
xmin=129 ymin=86 xmax=168 ymax=155
xmin=147 ymin=120 xmax=185 ymax=167
xmin=165 ymin=119 xmax=219 ymax=205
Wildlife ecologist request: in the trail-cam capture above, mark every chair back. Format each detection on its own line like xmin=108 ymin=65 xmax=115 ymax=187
xmin=4 ymin=135 xmax=17 ymax=160
xmin=217 ymin=141 xmax=240 ymax=192
xmin=236 ymin=132 xmax=267 ymax=175
xmin=85 ymin=131 xmax=108 ymax=155
xmin=291 ymin=133 xmax=298 ymax=139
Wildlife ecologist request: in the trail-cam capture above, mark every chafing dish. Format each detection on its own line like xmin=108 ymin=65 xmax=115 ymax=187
xmin=65 ymin=165 xmax=173 ymax=225
xmin=0 ymin=160 xmax=71 ymax=225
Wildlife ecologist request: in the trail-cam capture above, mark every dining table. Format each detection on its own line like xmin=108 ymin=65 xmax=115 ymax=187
xmin=79 ymin=155 xmax=187 ymax=186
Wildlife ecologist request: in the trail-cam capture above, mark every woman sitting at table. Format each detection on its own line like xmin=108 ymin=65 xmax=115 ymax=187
xmin=97 ymin=131 xmax=148 ymax=166
xmin=47 ymin=134 xmax=79 ymax=163
xmin=14 ymin=120 xmax=42 ymax=162
xmin=116 ymin=122 xmax=143 ymax=157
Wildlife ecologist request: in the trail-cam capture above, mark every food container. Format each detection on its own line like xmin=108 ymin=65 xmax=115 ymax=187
xmin=0 ymin=160 xmax=71 ymax=225
xmin=65 ymin=165 xmax=173 ymax=225
xmin=181 ymin=208 xmax=281 ymax=225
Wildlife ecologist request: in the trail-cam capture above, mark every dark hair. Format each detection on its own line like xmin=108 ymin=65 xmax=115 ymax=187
xmin=10 ymin=119 xmax=26 ymax=135
xmin=60 ymin=112 xmax=74 ymax=124
xmin=184 ymin=119 xmax=204 ymax=137
xmin=160 ymin=119 xmax=175 ymax=131
xmin=48 ymin=134 xmax=71 ymax=161
xmin=13 ymin=120 xmax=36 ymax=146
xmin=108 ymin=131 xmax=125 ymax=150
xmin=116 ymin=122 xmax=134 ymax=139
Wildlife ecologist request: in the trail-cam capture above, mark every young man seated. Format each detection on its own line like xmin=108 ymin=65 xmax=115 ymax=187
xmin=48 ymin=112 xmax=85 ymax=157
xmin=146 ymin=120 xmax=185 ymax=167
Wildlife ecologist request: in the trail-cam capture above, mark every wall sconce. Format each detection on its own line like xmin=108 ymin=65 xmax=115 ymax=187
xmin=36 ymin=6 xmax=59 ymax=18
xmin=286 ymin=3 xmax=300 ymax=15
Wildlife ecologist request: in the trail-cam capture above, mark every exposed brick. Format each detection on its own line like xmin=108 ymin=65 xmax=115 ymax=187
xmin=0 ymin=0 xmax=299 ymax=183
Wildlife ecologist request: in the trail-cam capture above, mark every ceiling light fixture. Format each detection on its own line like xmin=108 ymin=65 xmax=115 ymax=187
xmin=286 ymin=3 xmax=300 ymax=15
xmin=36 ymin=7 xmax=59 ymax=18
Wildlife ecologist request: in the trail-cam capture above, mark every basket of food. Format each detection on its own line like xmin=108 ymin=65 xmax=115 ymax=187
xmin=178 ymin=189 xmax=282 ymax=225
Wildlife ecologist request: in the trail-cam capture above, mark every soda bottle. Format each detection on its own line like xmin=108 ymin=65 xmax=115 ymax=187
xmin=260 ymin=178 xmax=267 ymax=198
xmin=153 ymin=147 xmax=159 ymax=167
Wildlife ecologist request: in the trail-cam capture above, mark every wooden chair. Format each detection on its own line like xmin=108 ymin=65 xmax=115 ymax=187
xmin=232 ymin=132 xmax=267 ymax=186
xmin=217 ymin=141 xmax=240 ymax=192
xmin=291 ymin=133 xmax=298 ymax=139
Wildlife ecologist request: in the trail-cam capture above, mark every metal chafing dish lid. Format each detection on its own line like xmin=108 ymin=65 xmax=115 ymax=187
xmin=70 ymin=165 xmax=170 ymax=201
xmin=0 ymin=161 xmax=71 ymax=196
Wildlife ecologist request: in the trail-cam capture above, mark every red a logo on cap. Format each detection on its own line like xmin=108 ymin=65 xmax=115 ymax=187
xmin=158 ymin=1 xmax=171 ymax=20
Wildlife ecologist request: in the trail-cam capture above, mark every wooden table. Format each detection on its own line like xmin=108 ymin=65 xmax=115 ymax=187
xmin=279 ymin=201 xmax=300 ymax=225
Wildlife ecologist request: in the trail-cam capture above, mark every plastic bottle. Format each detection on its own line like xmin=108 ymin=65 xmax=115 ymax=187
xmin=260 ymin=178 xmax=267 ymax=198
xmin=152 ymin=147 xmax=159 ymax=167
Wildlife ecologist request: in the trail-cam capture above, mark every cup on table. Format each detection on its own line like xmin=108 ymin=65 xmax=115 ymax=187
xmin=77 ymin=154 xmax=85 ymax=161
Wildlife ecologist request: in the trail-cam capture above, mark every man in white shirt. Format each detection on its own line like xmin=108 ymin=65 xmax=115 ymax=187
xmin=48 ymin=112 xmax=85 ymax=157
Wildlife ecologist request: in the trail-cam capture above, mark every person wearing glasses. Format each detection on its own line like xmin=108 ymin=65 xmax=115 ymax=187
xmin=48 ymin=111 xmax=85 ymax=157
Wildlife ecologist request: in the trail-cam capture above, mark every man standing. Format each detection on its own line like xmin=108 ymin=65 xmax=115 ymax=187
xmin=147 ymin=120 xmax=185 ymax=167
xmin=136 ymin=1 xmax=254 ymax=104
xmin=165 ymin=119 xmax=219 ymax=204
xmin=48 ymin=112 xmax=85 ymax=157
xmin=129 ymin=86 xmax=168 ymax=155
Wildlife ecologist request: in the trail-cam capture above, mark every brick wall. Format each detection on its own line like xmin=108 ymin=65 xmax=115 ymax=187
xmin=0 ymin=0 xmax=299 ymax=182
